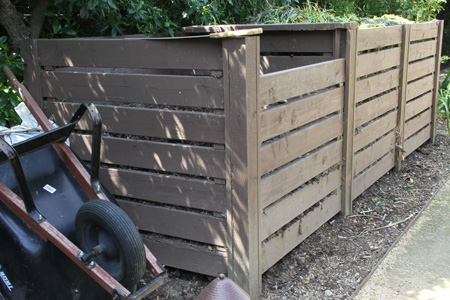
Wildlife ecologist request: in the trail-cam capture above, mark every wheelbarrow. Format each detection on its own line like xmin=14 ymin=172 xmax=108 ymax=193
xmin=0 ymin=65 xmax=166 ymax=300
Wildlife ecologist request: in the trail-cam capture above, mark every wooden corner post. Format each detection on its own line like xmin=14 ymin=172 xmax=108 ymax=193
xmin=395 ymin=24 xmax=411 ymax=171
xmin=431 ymin=20 xmax=445 ymax=143
xmin=341 ymin=25 xmax=357 ymax=216
xmin=223 ymin=36 xmax=261 ymax=298
xmin=20 ymin=39 xmax=44 ymax=108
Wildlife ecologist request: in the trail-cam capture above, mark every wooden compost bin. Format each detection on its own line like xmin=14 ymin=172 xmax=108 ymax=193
xmin=21 ymin=21 xmax=443 ymax=298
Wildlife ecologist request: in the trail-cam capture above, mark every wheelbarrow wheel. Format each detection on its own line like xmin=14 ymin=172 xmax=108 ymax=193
xmin=75 ymin=199 xmax=146 ymax=290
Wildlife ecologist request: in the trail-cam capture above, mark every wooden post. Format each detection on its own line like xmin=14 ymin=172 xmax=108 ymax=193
xmin=223 ymin=36 xmax=261 ymax=298
xmin=341 ymin=24 xmax=357 ymax=216
xmin=20 ymin=39 xmax=44 ymax=108
xmin=395 ymin=24 xmax=411 ymax=171
xmin=431 ymin=20 xmax=444 ymax=143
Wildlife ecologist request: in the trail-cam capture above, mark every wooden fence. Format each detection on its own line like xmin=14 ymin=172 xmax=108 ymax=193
xmin=21 ymin=21 xmax=443 ymax=298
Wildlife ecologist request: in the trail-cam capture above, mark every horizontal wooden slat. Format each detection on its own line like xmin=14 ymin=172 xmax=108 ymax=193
xmin=410 ymin=22 xmax=439 ymax=41
xmin=354 ymin=111 xmax=397 ymax=153
xmin=118 ymin=200 xmax=227 ymax=246
xmin=261 ymin=191 xmax=341 ymax=272
xmin=357 ymin=26 xmax=403 ymax=52
xmin=405 ymin=92 xmax=433 ymax=120
xmin=260 ymin=86 xmax=344 ymax=141
xmin=259 ymin=59 xmax=345 ymax=106
xmin=356 ymin=47 xmax=401 ymax=78
xmin=71 ymin=134 xmax=226 ymax=178
xmin=46 ymin=102 xmax=225 ymax=144
xmin=260 ymin=114 xmax=343 ymax=175
xmin=405 ymin=109 xmax=432 ymax=139
xmin=37 ymin=38 xmax=223 ymax=69
xmin=352 ymin=152 xmax=395 ymax=200
xmin=409 ymin=40 xmax=437 ymax=62
xmin=261 ymin=140 xmax=342 ymax=207
xmin=404 ymin=125 xmax=431 ymax=157
xmin=42 ymin=70 xmax=224 ymax=108
xmin=353 ymin=131 xmax=395 ymax=176
xmin=100 ymin=167 xmax=226 ymax=212
xmin=260 ymin=56 xmax=332 ymax=74
xmin=407 ymin=57 xmax=436 ymax=82
xmin=355 ymin=90 xmax=398 ymax=128
xmin=261 ymin=167 xmax=341 ymax=240
xmin=406 ymin=75 xmax=434 ymax=101
xmin=142 ymin=235 xmax=227 ymax=277
xmin=355 ymin=68 xmax=400 ymax=103
xmin=260 ymin=30 xmax=334 ymax=53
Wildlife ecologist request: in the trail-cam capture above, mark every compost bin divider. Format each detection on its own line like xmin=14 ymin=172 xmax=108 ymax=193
xmin=431 ymin=21 xmax=445 ymax=143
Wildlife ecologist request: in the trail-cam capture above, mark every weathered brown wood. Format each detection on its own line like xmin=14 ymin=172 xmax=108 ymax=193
xmin=355 ymin=90 xmax=398 ymax=128
xmin=259 ymin=30 xmax=334 ymax=53
xmin=223 ymin=37 xmax=261 ymax=297
xmin=41 ymin=71 xmax=224 ymax=108
xmin=352 ymin=152 xmax=395 ymax=200
xmin=261 ymin=140 xmax=342 ymax=208
xmin=118 ymin=200 xmax=227 ymax=246
xmin=354 ymin=111 xmax=398 ymax=153
xmin=21 ymin=39 xmax=44 ymax=108
xmin=261 ymin=191 xmax=341 ymax=272
xmin=261 ymin=167 xmax=341 ymax=240
xmin=71 ymin=134 xmax=226 ymax=178
xmin=142 ymin=235 xmax=228 ymax=277
xmin=405 ymin=92 xmax=433 ymax=120
xmin=99 ymin=167 xmax=226 ymax=212
xmin=408 ymin=40 xmax=437 ymax=62
xmin=355 ymin=68 xmax=400 ymax=103
xmin=407 ymin=57 xmax=436 ymax=82
xmin=259 ymin=59 xmax=345 ymax=107
xmin=431 ymin=21 xmax=444 ymax=143
xmin=356 ymin=46 xmax=401 ymax=78
xmin=410 ymin=21 xmax=439 ymax=41
xmin=260 ymin=56 xmax=332 ymax=74
xmin=353 ymin=131 xmax=395 ymax=176
xmin=260 ymin=114 xmax=343 ymax=175
xmin=404 ymin=125 xmax=431 ymax=156
xmin=357 ymin=26 xmax=403 ymax=52
xmin=260 ymin=86 xmax=344 ymax=141
xmin=404 ymin=109 xmax=432 ymax=139
xmin=46 ymin=102 xmax=225 ymax=144
xmin=37 ymin=38 xmax=223 ymax=69
xmin=406 ymin=74 xmax=434 ymax=101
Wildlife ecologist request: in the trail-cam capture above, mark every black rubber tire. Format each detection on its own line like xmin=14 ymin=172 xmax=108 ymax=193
xmin=75 ymin=199 xmax=146 ymax=290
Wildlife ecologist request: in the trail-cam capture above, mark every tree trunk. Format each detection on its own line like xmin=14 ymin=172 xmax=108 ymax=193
xmin=0 ymin=0 xmax=30 ymax=52
xmin=30 ymin=0 xmax=49 ymax=39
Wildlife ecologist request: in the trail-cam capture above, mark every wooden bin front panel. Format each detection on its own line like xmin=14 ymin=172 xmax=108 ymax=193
xmin=258 ymin=59 xmax=345 ymax=272
xmin=34 ymin=37 xmax=229 ymax=276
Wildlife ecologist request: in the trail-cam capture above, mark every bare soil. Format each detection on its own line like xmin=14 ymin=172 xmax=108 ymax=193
xmin=145 ymin=119 xmax=450 ymax=300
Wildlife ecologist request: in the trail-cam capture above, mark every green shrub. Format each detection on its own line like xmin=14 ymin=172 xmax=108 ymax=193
xmin=439 ymin=71 xmax=450 ymax=137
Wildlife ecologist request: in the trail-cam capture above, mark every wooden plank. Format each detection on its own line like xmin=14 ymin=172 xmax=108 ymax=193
xmin=356 ymin=47 xmax=401 ymax=78
xmin=431 ymin=21 xmax=444 ymax=143
xmin=406 ymin=74 xmax=434 ymax=101
xmin=118 ymin=200 xmax=227 ymax=246
xmin=260 ymin=56 xmax=331 ymax=74
xmin=99 ymin=167 xmax=226 ymax=212
xmin=260 ymin=114 xmax=343 ymax=175
xmin=37 ymin=38 xmax=223 ymax=69
xmin=71 ymin=134 xmax=226 ymax=178
xmin=223 ymin=37 xmax=261 ymax=297
xmin=41 ymin=71 xmax=224 ymax=108
xmin=407 ymin=57 xmax=436 ymax=82
xmin=260 ymin=86 xmax=344 ymax=141
xmin=259 ymin=30 xmax=334 ymax=53
xmin=410 ymin=21 xmax=439 ymax=41
xmin=261 ymin=168 xmax=341 ymax=240
xmin=405 ymin=92 xmax=433 ymax=120
xmin=404 ymin=125 xmax=431 ymax=157
xmin=21 ymin=39 xmax=44 ymax=108
xmin=408 ymin=40 xmax=437 ymax=62
xmin=142 ymin=235 xmax=228 ymax=277
xmin=404 ymin=109 xmax=432 ymax=139
xmin=259 ymin=59 xmax=345 ymax=107
xmin=261 ymin=140 xmax=342 ymax=207
xmin=352 ymin=152 xmax=395 ymax=200
xmin=355 ymin=68 xmax=400 ymax=103
xmin=353 ymin=131 xmax=395 ymax=176
xmin=355 ymin=90 xmax=398 ymax=128
xmin=45 ymin=102 xmax=225 ymax=144
xmin=357 ymin=26 xmax=403 ymax=52
xmin=354 ymin=111 xmax=397 ymax=153
xmin=261 ymin=191 xmax=341 ymax=272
